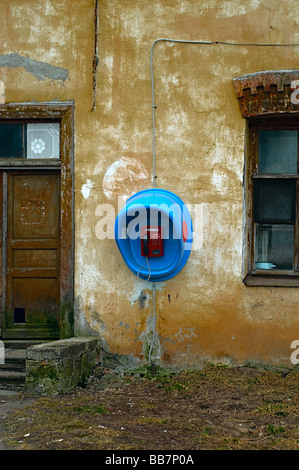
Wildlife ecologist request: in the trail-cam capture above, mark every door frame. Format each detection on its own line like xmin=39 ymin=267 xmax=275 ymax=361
xmin=0 ymin=102 xmax=74 ymax=339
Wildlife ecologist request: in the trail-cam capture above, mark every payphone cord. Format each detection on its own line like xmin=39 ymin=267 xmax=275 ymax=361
xmin=143 ymin=235 xmax=150 ymax=256
xmin=137 ymin=256 xmax=151 ymax=281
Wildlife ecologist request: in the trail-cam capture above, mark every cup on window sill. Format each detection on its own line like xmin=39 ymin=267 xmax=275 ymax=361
xmin=255 ymin=262 xmax=276 ymax=269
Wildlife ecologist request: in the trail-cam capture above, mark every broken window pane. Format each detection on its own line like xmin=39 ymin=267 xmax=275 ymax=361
xmin=254 ymin=179 xmax=296 ymax=224
xmin=255 ymin=224 xmax=294 ymax=270
xmin=0 ymin=123 xmax=24 ymax=158
xmin=26 ymin=123 xmax=60 ymax=159
xmin=258 ymin=130 xmax=298 ymax=174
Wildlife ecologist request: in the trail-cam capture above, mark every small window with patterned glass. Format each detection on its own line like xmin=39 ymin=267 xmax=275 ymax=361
xmin=0 ymin=122 xmax=60 ymax=159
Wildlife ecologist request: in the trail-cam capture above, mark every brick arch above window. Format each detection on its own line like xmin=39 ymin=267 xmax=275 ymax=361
xmin=233 ymin=70 xmax=299 ymax=118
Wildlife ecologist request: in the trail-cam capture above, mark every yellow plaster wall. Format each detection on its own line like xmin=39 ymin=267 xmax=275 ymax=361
xmin=0 ymin=0 xmax=299 ymax=367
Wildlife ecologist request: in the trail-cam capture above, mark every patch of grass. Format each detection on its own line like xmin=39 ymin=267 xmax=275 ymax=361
xmin=72 ymin=404 xmax=108 ymax=414
xmin=139 ymin=416 xmax=169 ymax=425
xmin=255 ymin=401 xmax=290 ymax=417
xmin=130 ymin=364 xmax=175 ymax=380
xmin=266 ymin=424 xmax=286 ymax=436
xmin=139 ymin=402 xmax=155 ymax=410
xmin=2 ymin=365 xmax=299 ymax=450
xmin=219 ymin=437 xmax=241 ymax=450
xmin=198 ymin=425 xmax=212 ymax=437
xmin=3 ymin=396 xmax=113 ymax=450
xmin=156 ymin=376 xmax=191 ymax=393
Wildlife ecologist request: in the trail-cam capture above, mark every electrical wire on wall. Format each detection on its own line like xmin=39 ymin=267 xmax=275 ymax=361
xmin=150 ymin=38 xmax=299 ymax=189
xmin=148 ymin=37 xmax=299 ymax=372
xmin=148 ymin=281 xmax=156 ymax=370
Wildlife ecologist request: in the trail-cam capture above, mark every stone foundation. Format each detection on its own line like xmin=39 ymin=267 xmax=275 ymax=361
xmin=25 ymin=336 xmax=100 ymax=395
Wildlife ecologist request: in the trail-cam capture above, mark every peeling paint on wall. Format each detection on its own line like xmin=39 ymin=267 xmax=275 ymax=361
xmin=81 ymin=180 xmax=95 ymax=200
xmin=103 ymin=156 xmax=149 ymax=201
xmin=1 ymin=0 xmax=299 ymax=369
xmin=0 ymin=53 xmax=69 ymax=82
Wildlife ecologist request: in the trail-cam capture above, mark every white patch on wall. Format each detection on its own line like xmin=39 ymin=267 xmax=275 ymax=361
xmin=165 ymin=110 xmax=189 ymax=145
xmin=102 ymin=55 xmax=114 ymax=112
xmin=196 ymin=201 xmax=243 ymax=281
xmin=211 ymin=171 xmax=229 ymax=193
xmin=130 ymin=281 xmax=150 ymax=308
xmin=211 ymin=136 xmax=243 ymax=184
xmin=131 ymin=281 xmax=165 ymax=305
xmin=249 ymin=0 xmax=261 ymax=10
xmin=161 ymin=73 xmax=180 ymax=94
xmin=81 ymin=179 xmax=94 ymax=199
xmin=103 ymin=156 xmax=149 ymax=202
xmin=121 ymin=14 xmax=145 ymax=38
xmin=103 ymin=55 xmax=114 ymax=69
xmin=175 ymin=327 xmax=198 ymax=343
xmin=0 ymin=81 xmax=4 ymax=104
xmin=214 ymin=0 xmax=261 ymax=17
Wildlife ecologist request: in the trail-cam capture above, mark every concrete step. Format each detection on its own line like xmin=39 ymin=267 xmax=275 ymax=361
xmin=0 ymin=339 xmax=51 ymax=390
xmin=0 ymin=346 xmax=27 ymax=389
xmin=2 ymin=339 xmax=50 ymax=349
xmin=1 ymin=348 xmax=26 ymax=372
xmin=0 ymin=370 xmax=26 ymax=390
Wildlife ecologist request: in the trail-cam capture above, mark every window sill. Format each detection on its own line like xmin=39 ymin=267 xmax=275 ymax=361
xmin=243 ymin=273 xmax=299 ymax=287
xmin=0 ymin=159 xmax=61 ymax=169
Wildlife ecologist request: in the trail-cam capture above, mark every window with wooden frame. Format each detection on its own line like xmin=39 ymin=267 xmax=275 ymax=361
xmin=233 ymin=70 xmax=299 ymax=287
xmin=245 ymin=117 xmax=299 ymax=286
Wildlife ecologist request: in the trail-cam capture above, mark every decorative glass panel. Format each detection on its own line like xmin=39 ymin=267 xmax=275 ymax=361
xmin=0 ymin=123 xmax=24 ymax=158
xmin=254 ymin=179 xmax=296 ymax=224
xmin=254 ymin=224 xmax=294 ymax=270
xmin=258 ymin=130 xmax=298 ymax=174
xmin=26 ymin=123 xmax=60 ymax=159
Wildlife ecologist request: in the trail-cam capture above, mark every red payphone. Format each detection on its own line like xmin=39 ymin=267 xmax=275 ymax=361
xmin=141 ymin=226 xmax=164 ymax=257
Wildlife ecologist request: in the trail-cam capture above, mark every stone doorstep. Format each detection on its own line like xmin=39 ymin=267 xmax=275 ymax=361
xmin=0 ymin=349 xmax=26 ymax=372
xmin=25 ymin=336 xmax=101 ymax=395
xmin=0 ymin=370 xmax=26 ymax=382
xmin=26 ymin=336 xmax=99 ymax=361
xmin=5 ymin=348 xmax=27 ymax=359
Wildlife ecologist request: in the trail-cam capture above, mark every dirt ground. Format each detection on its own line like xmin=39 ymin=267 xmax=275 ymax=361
xmin=0 ymin=363 xmax=298 ymax=451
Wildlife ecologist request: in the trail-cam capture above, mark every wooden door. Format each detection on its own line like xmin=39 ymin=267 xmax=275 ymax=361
xmin=1 ymin=171 xmax=60 ymax=339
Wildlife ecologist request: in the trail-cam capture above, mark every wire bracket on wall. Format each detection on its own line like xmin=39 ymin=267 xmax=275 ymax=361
xmin=150 ymin=38 xmax=299 ymax=188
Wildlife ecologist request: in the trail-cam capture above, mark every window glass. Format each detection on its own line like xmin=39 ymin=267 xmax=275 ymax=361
xmin=27 ymin=123 xmax=60 ymax=159
xmin=254 ymin=224 xmax=294 ymax=270
xmin=0 ymin=123 xmax=23 ymax=158
xmin=254 ymin=179 xmax=296 ymax=224
xmin=0 ymin=122 xmax=60 ymax=159
xmin=258 ymin=130 xmax=298 ymax=174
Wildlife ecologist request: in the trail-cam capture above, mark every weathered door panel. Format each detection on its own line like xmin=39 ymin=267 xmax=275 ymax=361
xmin=2 ymin=171 xmax=60 ymax=338
xmin=0 ymin=171 xmax=3 ymax=335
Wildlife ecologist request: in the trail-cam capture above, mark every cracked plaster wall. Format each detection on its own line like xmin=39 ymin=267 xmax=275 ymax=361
xmin=0 ymin=0 xmax=299 ymax=368
xmin=0 ymin=52 xmax=68 ymax=82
